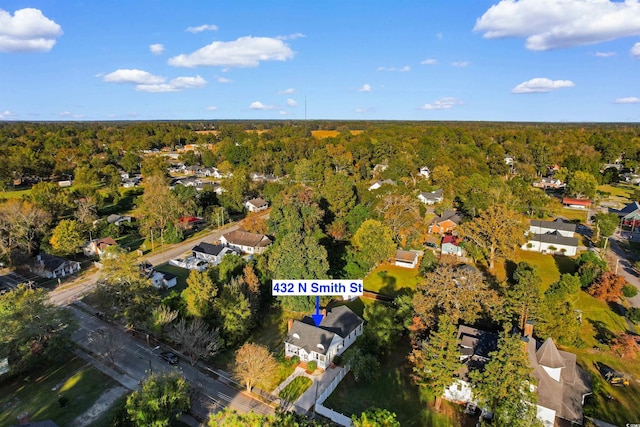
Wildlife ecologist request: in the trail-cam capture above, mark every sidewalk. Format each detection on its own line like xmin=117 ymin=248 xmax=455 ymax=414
xmin=293 ymin=365 xmax=345 ymax=412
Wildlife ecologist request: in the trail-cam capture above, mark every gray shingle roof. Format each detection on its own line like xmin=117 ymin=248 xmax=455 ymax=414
xmin=286 ymin=306 xmax=363 ymax=355
xmin=530 ymin=233 xmax=579 ymax=247
xmin=318 ymin=306 xmax=364 ymax=338
xmin=192 ymin=242 xmax=225 ymax=256
xmin=530 ymin=218 xmax=577 ymax=233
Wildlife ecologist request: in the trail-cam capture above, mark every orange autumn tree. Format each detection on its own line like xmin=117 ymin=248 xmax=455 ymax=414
xmin=588 ymin=272 xmax=626 ymax=302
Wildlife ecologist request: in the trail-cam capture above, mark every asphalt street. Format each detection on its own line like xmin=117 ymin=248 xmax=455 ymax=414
xmin=71 ymin=306 xmax=275 ymax=417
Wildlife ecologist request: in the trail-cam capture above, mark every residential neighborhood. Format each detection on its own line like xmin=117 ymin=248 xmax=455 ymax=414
xmin=2 ymin=120 xmax=639 ymax=427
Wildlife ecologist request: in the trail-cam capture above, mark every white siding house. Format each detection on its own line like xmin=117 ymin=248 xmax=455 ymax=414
xmin=522 ymin=219 xmax=579 ymax=256
xmin=285 ymin=306 xmax=364 ymax=370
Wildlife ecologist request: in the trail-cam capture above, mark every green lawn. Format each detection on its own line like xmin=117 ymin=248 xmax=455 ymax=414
xmin=324 ymin=338 xmax=462 ymax=427
xmin=0 ymin=356 xmax=117 ymax=427
xmin=0 ymin=188 xmax=32 ymax=199
xmin=514 ymin=249 xmax=576 ymax=292
xmin=278 ymin=376 xmax=312 ymax=402
xmin=364 ymin=262 xmax=423 ymax=296
xmin=154 ymin=263 xmax=190 ymax=295
xmin=558 ymin=208 xmax=588 ymax=223
xmin=513 ymin=249 xmax=640 ymax=425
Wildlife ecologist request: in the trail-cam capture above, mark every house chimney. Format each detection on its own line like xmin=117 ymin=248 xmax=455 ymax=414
xmin=17 ymin=412 xmax=29 ymax=425
xmin=524 ymin=321 xmax=534 ymax=338
xmin=287 ymin=318 xmax=293 ymax=332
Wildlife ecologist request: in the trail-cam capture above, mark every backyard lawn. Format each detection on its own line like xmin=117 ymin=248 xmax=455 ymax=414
xmin=513 ymin=249 xmax=576 ymax=292
xmin=324 ymin=338 xmax=467 ymax=427
xmin=0 ymin=356 xmax=117 ymax=427
xmin=363 ymin=262 xmax=423 ymax=296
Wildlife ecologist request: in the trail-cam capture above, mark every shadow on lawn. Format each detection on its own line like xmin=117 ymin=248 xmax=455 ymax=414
xmin=588 ymin=319 xmax=616 ymax=345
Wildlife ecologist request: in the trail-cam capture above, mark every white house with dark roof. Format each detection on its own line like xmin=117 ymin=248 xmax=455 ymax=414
xmin=418 ymin=189 xmax=444 ymax=205
xmin=221 ymin=229 xmax=272 ymax=254
xmin=285 ymin=306 xmax=364 ymax=370
xmin=191 ymin=242 xmax=240 ymax=266
xmin=28 ymin=253 xmax=81 ymax=279
xmin=244 ymin=197 xmax=269 ymax=212
xmin=150 ymin=270 xmax=177 ymax=289
xmin=523 ymin=329 xmax=591 ymax=427
xmin=522 ymin=219 xmax=579 ymax=256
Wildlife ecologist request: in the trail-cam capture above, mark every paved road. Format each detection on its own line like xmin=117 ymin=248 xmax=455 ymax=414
xmin=608 ymin=237 xmax=640 ymax=308
xmin=49 ymin=212 xmax=269 ymax=306
xmin=71 ymin=305 xmax=275 ymax=417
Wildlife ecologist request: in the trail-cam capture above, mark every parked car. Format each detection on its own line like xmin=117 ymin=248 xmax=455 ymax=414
xmin=159 ymin=351 xmax=178 ymax=365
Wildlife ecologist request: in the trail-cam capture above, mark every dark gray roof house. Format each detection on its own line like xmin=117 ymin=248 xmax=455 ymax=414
xmin=529 ymin=218 xmax=577 ymax=234
xmin=285 ymin=306 xmax=364 ymax=369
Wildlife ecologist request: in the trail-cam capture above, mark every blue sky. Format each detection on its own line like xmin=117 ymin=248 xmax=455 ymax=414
xmin=1 ymin=0 xmax=640 ymax=122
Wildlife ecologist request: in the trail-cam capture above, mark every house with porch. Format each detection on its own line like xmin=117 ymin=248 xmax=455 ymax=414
xmin=522 ymin=219 xmax=579 ymax=256
xmin=285 ymin=306 xmax=363 ymax=370
xmin=28 ymin=253 xmax=81 ymax=279
xmin=221 ymin=229 xmax=272 ymax=254
xmin=418 ymin=189 xmax=444 ymax=205
xmin=83 ymin=237 xmax=118 ymax=258
xmin=614 ymin=201 xmax=640 ymax=229
xmin=443 ymin=323 xmax=591 ymax=427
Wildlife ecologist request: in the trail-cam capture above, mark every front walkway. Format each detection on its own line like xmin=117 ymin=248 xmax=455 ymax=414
xmin=273 ymin=364 xmax=346 ymax=413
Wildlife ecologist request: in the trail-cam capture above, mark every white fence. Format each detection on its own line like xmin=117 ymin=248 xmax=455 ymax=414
xmin=314 ymin=365 xmax=352 ymax=427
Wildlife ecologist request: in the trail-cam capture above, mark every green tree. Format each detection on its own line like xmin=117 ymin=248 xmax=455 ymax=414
xmin=343 ymin=344 xmax=380 ymax=383
xmin=418 ymin=250 xmax=438 ymax=275
xmin=352 ymin=219 xmax=396 ymax=270
xmin=408 ymin=315 xmax=460 ymax=411
xmin=267 ymin=185 xmax=324 ymax=239
xmin=0 ymin=285 xmax=76 ymax=375
xmin=183 ymin=269 xmax=218 ymax=319
xmin=30 ymin=181 xmax=73 ymax=218
xmin=139 ymin=174 xmax=186 ymax=250
xmin=49 ymin=219 xmax=84 ymax=256
xmin=140 ymin=155 xmax=169 ymax=178
xmin=593 ymin=212 xmax=619 ymax=247
xmin=126 ymin=372 xmax=190 ymax=427
xmin=214 ymin=280 xmax=252 ymax=345
xmin=536 ymin=274 xmax=581 ymax=345
xmin=507 ymin=262 xmax=541 ymax=330
xmin=565 ymin=170 xmax=598 ymax=199
xmin=575 ymin=251 xmax=608 ymax=288
xmin=218 ymin=254 xmax=245 ymax=282
xmin=469 ymin=334 xmax=541 ymax=427
xmin=458 ymin=204 xmax=528 ymax=271
xmin=322 ymin=172 xmax=356 ymax=219
xmin=363 ymin=303 xmax=404 ymax=354
xmin=120 ymin=152 xmax=141 ymax=174
xmin=268 ymin=233 xmax=329 ymax=312
xmin=234 ymin=342 xmax=279 ymax=392
xmin=352 ymin=407 xmax=400 ymax=427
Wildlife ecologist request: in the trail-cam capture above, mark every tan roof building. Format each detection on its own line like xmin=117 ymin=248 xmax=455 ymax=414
xmin=221 ymin=229 xmax=272 ymax=254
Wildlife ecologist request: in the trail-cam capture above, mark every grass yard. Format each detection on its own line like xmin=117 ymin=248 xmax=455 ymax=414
xmin=0 ymin=356 xmax=117 ymax=426
xmin=597 ymin=184 xmax=634 ymax=200
xmin=154 ymin=263 xmax=190 ymax=295
xmin=278 ymin=376 xmax=312 ymax=402
xmin=558 ymin=207 xmax=588 ymax=223
xmin=512 ymin=249 xmax=576 ymax=292
xmin=364 ymin=262 xmax=424 ymax=296
xmin=0 ymin=188 xmax=33 ymax=199
xmin=324 ymin=338 xmax=464 ymax=427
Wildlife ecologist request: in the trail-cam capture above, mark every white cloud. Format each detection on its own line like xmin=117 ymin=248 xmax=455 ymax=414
xmin=615 ymin=97 xmax=640 ymax=104
xmin=0 ymin=110 xmax=16 ymax=119
xmin=279 ymin=110 xmax=287 ymax=115
xmin=593 ymin=51 xmax=616 ymax=57
xmin=436 ymin=32 xmax=443 ymax=39
xmin=102 ymin=69 xmax=165 ymax=85
xmin=512 ymin=77 xmax=575 ymax=94
xmin=421 ymin=58 xmax=438 ymax=65
xmin=150 ymin=43 xmax=165 ymax=55
xmin=186 ymin=24 xmax=218 ymax=33
xmin=168 ymin=36 xmax=294 ymax=68
xmin=377 ymin=65 xmax=410 ymax=72
xmin=277 ymin=33 xmax=305 ymax=40
xmin=632 ymin=42 xmax=640 ymax=57
xmin=277 ymin=88 xmax=295 ymax=95
xmin=136 ymin=75 xmax=207 ymax=92
xmin=206 ymin=106 xmax=219 ymax=111
xmin=355 ymin=107 xmax=372 ymax=113
xmin=215 ymin=76 xmax=233 ymax=83
xmin=475 ymin=0 xmax=640 ymax=51
xmin=358 ymin=83 xmax=372 ymax=92
xmin=0 ymin=8 xmax=62 ymax=53
xmin=249 ymin=101 xmax=277 ymax=110
xmin=286 ymin=98 xmax=297 ymax=107
xmin=58 ymin=111 xmax=84 ymax=119
xmin=419 ymin=97 xmax=464 ymax=110
xmin=451 ymin=61 xmax=469 ymax=67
